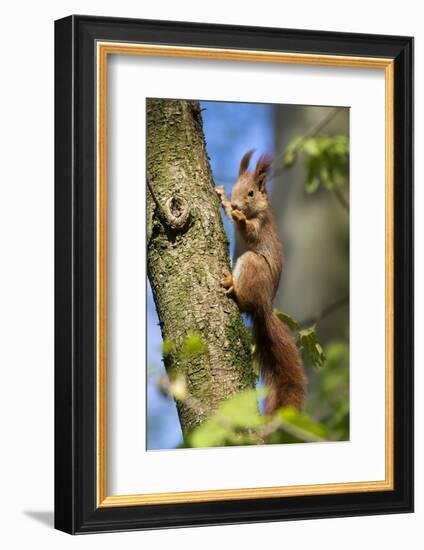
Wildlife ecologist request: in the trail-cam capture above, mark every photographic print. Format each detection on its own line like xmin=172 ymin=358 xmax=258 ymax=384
xmin=146 ymin=98 xmax=350 ymax=450
xmin=55 ymin=16 xmax=413 ymax=533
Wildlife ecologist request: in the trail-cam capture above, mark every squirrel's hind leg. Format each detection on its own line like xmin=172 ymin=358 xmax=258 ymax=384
xmin=221 ymin=272 xmax=236 ymax=297
xmin=221 ymin=272 xmax=233 ymax=289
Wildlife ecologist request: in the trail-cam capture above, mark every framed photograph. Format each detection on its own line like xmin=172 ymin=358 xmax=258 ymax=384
xmin=54 ymin=15 xmax=413 ymax=534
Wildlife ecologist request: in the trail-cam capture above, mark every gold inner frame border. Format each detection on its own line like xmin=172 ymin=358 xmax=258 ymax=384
xmin=96 ymin=42 xmax=394 ymax=508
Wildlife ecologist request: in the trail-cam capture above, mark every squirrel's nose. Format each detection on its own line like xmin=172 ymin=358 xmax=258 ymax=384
xmin=231 ymin=202 xmax=238 ymax=210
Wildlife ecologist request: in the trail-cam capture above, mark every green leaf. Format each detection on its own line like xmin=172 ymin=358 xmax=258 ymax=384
xmin=283 ymin=133 xmax=349 ymax=196
xmin=305 ymin=174 xmax=320 ymax=194
xmin=320 ymin=163 xmax=331 ymax=186
xmin=303 ymin=137 xmax=321 ymax=156
xmin=218 ymin=389 xmax=266 ymax=428
xmin=180 ymin=333 xmax=207 ymax=361
xmin=162 ymin=339 xmax=174 ymax=357
xmin=274 ymin=309 xmax=300 ymax=331
xmin=283 ymin=150 xmax=296 ymax=168
xmin=188 ymin=418 xmax=231 ymax=448
xmin=283 ymin=136 xmax=303 ymax=168
xmin=186 ymin=388 xmax=267 ymax=448
xmin=297 ymin=326 xmax=326 ymax=368
xmin=304 ymin=157 xmax=321 ymax=193
xmin=332 ymin=135 xmax=349 ymax=154
xmin=278 ymin=406 xmax=327 ymax=439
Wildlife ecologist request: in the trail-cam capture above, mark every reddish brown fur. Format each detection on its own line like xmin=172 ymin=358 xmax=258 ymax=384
xmin=216 ymin=150 xmax=307 ymax=413
xmin=239 ymin=149 xmax=255 ymax=176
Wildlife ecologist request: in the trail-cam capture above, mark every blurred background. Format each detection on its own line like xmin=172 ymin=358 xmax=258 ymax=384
xmin=147 ymin=100 xmax=350 ymax=450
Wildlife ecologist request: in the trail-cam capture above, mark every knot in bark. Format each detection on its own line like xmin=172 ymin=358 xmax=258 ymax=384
xmin=164 ymin=195 xmax=190 ymax=230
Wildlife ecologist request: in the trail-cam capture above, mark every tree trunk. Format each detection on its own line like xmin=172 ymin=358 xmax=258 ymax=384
xmin=147 ymin=99 xmax=255 ymax=435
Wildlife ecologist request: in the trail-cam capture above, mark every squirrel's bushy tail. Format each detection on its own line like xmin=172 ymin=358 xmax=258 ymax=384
xmin=253 ymin=308 xmax=307 ymax=414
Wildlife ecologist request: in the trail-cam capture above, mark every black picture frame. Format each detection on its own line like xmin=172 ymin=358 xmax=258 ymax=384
xmin=55 ymin=14 xmax=414 ymax=534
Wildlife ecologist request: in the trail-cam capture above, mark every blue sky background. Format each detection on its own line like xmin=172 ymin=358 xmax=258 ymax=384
xmin=147 ymin=100 xmax=275 ymax=450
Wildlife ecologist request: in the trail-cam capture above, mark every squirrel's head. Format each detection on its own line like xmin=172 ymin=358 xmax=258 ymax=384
xmin=230 ymin=149 xmax=273 ymax=218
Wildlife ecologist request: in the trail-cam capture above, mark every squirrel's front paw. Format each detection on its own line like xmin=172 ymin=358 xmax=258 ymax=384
xmin=222 ymin=275 xmax=235 ymax=297
xmin=215 ymin=185 xmax=225 ymax=203
xmin=221 ymin=272 xmax=234 ymax=290
xmin=231 ymin=209 xmax=246 ymax=224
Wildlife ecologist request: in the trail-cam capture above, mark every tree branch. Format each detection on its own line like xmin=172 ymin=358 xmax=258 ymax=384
xmin=299 ymin=295 xmax=349 ymax=329
xmin=333 ymin=187 xmax=350 ymax=212
xmin=289 ymin=107 xmax=344 ymax=149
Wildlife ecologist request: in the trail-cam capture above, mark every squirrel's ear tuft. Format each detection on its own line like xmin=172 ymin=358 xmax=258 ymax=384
xmin=239 ymin=149 xmax=255 ymax=176
xmin=255 ymin=153 xmax=274 ymax=190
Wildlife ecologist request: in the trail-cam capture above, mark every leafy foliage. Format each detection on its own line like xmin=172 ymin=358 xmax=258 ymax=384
xmin=275 ymin=309 xmax=300 ymax=331
xmin=181 ymin=336 xmax=349 ymax=448
xmin=278 ymin=125 xmax=350 ymax=442
xmin=162 ymin=339 xmax=174 ymax=357
xmin=284 ymin=134 xmax=349 ymax=195
xmin=157 ymin=310 xmax=346 ymax=447
xmin=185 ymin=389 xmax=327 ymax=448
xmin=306 ymin=341 xmax=350 ymax=441
xmin=297 ymin=326 xmax=326 ymax=368
xmin=180 ymin=332 xmax=207 ymax=361
xmin=187 ymin=389 xmax=266 ymax=448
xmin=218 ymin=388 xmax=267 ymax=428
xmin=275 ymin=309 xmax=325 ymax=370
xmin=267 ymin=406 xmax=327 ymax=445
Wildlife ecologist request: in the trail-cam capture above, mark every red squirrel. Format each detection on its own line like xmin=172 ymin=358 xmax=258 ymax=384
xmin=216 ymin=149 xmax=307 ymax=414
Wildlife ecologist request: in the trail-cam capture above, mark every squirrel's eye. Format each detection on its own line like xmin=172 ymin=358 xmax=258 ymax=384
xmin=248 ymin=190 xmax=254 ymax=197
